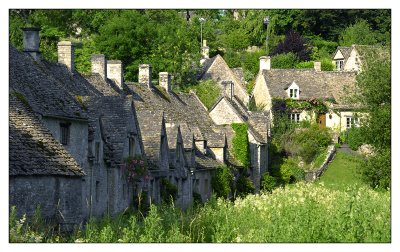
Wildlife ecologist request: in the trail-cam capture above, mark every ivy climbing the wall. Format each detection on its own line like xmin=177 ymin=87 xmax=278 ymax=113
xmin=272 ymin=97 xmax=329 ymax=114
xmin=231 ymin=123 xmax=250 ymax=168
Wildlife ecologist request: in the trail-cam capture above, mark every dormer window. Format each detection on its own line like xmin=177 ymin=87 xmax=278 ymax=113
xmin=60 ymin=122 xmax=71 ymax=145
xmin=336 ymin=60 xmax=344 ymax=71
xmin=287 ymin=82 xmax=300 ymax=99
xmin=289 ymin=88 xmax=298 ymax=98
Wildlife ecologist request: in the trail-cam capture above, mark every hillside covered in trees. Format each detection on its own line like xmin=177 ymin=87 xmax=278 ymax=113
xmin=9 ymin=9 xmax=391 ymax=88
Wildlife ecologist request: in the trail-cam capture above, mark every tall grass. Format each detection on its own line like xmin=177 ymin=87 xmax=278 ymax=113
xmin=10 ymin=182 xmax=390 ymax=243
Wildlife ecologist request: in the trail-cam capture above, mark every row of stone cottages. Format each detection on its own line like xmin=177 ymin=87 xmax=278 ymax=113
xmin=9 ymin=28 xmax=270 ymax=229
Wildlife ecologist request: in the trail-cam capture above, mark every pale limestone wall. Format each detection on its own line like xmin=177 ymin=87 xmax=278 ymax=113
xmin=325 ymin=110 xmax=366 ymax=133
xmin=253 ymin=73 xmax=272 ymax=111
xmin=159 ymin=72 xmax=171 ymax=92
xmin=209 ymin=98 xmax=244 ymax=125
xmin=209 ymin=147 xmax=225 ymax=163
xmin=57 ymin=41 xmax=74 ymax=72
xmin=107 ymin=60 xmax=123 ymax=89
xmin=344 ymin=48 xmax=361 ymax=72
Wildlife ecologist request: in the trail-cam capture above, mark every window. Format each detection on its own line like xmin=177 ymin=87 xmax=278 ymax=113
xmin=129 ymin=137 xmax=135 ymax=156
xmin=95 ymin=142 xmax=100 ymax=163
xmin=336 ymin=60 xmax=344 ymax=71
xmin=346 ymin=117 xmax=360 ymax=128
xmin=60 ymin=122 xmax=71 ymax=145
xmin=289 ymin=88 xmax=298 ymax=98
xmin=288 ymin=113 xmax=300 ymax=123
xmin=204 ymin=179 xmax=209 ymax=194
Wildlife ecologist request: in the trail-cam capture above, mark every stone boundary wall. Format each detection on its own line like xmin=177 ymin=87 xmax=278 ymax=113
xmin=305 ymin=145 xmax=336 ymax=181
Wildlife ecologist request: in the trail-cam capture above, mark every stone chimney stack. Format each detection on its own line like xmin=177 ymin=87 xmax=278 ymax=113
xmin=159 ymin=72 xmax=171 ymax=93
xmin=314 ymin=61 xmax=321 ymax=72
xmin=259 ymin=56 xmax=271 ymax=72
xmin=91 ymin=54 xmax=107 ymax=80
xmin=107 ymin=60 xmax=123 ymax=89
xmin=139 ymin=64 xmax=152 ymax=88
xmin=22 ymin=27 xmax=41 ymax=61
xmin=57 ymin=41 xmax=74 ymax=72
xmin=222 ymin=80 xmax=234 ymax=100
xmin=201 ymin=40 xmax=209 ymax=59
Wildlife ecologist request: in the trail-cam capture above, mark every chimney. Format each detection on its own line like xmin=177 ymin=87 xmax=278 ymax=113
xmin=159 ymin=72 xmax=171 ymax=93
xmin=314 ymin=61 xmax=321 ymax=72
xmin=222 ymin=80 xmax=234 ymax=100
xmin=259 ymin=56 xmax=271 ymax=72
xmin=139 ymin=64 xmax=152 ymax=88
xmin=57 ymin=41 xmax=74 ymax=72
xmin=107 ymin=60 xmax=123 ymax=89
xmin=91 ymin=54 xmax=107 ymax=80
xmin=201 ymin=40 xmax=209 ymax=59
xmin=22 ymin=27 xmax=41 ymax=61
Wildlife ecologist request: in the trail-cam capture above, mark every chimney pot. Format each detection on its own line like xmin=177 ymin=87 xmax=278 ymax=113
xmin=22 ymin=27 xmax=41 ymax=60
xmin=57 ymin=41 xmax=74 ymax=72
xmin=107 ymin=60 xmax=123 ymax=89
xmin=91 ymin=54 xmax=107 ymax=80
xmin=259 ymin=56 xmax=271 ymax=72
xmin=139 ymin=64 xmax=152 ymax=88
xmin=159 ymin=72 xmax=171 ymax=93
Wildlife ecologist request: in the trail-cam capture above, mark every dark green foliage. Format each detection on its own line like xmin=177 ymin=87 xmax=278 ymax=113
xmin=261 ymin=173 xmax=277 ymax=192
xmin=272 ymin=30 xmax=312 ymax=61
xmin=271 ymin=52 xmax=299 ymax=69
xmin=211 ymin=165 xmax=234 ymax=199
xmin=320 ymin=58 xmax=335 ymax=71
xmin=235 ymin=174 xmax=255 ymax=197
xmin=192 ymin=192 xmax=202 ymax=206
xmin=294 ymin=61 xmax=313 ymax=69
xmin=231 ymin=123 xmax=250 ymax=168
xmin=270 ymin=157 xmax=303 ymax=184
xmin=160 ymin=178 xmax=178 ymax=204
xmin=361 ymin=149 xmax=390 ymax=189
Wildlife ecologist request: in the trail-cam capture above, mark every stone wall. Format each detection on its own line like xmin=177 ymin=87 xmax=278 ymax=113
xmin=305 ymin=145 xmax=336 ymax=181
xmin=9 ymin=176 xmax=83 ymax=229
xmin=107 ymin=60 xmax=123 ymax=88
xmin=91 ymin=54 xmax=107 ymax=80
xmin=57 ymin=41 xmax=74 ymax=72
xmin=209 ymin=98 xmax=244 ymax=125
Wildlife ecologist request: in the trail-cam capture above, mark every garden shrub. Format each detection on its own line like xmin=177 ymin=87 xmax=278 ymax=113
xmin=341 ymin=127 xmax=364 ymax=150
xmin=321 ymin=58 xmax=335 ymax=71
xmin=361 ymin=148 xmax=391 ymax=189
xmin=272 ymin=157 xmax=303 ymax=184
xmin=271 ymin=52 xmax=299 ymax=69
xmin=261 ymin=173 xmax=277 ymax=192
xmin=231 ymin=123 xmax=250 ymax=168
xmin=211 ymin=165 xmax=234 ymax=199
xmin=235 ymin=174 xmax=255 ymax=197
xmin=294 ymin=61 xmax=314 ymax=69
xmin=188 ymin=80 xmax=221 ymax=110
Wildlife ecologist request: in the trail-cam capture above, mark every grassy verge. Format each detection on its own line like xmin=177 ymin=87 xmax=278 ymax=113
xmin=319 ymin=151 xmax=364 ymax=190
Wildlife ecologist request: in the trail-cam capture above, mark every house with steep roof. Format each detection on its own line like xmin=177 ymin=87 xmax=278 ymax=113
xmin=252 ymin=55 xmax=360 ymax=134
xmin=9 ymin=94 xmax=85 ymax=230
xmin=9 ymin=28 xmax=146 ymax=224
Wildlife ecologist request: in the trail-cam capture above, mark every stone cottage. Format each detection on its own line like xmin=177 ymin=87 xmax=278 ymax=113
xmin=126 ymin=65 xmax=227 ymax=206
xmin=252 ymin=55 xmax=360 ymax=134
xmin=9 ymin=28 xmax=145 ymax=225
xmin=197 ymin=43 xmax=270 ymax=193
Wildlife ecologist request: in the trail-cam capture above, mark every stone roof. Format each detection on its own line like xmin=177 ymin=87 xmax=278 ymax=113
xmin=195 ymin=150 xmax=223 ymax=169
xmin=9 ymin=46 xmax=88 ymax=120
xmin=334 ymin=46 xmax=352 ymax=61
xmin=231 ymin=67 xmax=245 ymax=84
xmin=261 ymin=69 xmax=357 ymax=104
xmin=9 ymin=93 xmax=85 ymax=177
xmin=248 ymin=112 xmax=270 ymax=142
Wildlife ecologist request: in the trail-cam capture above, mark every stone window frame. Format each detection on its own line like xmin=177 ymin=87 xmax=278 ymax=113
xmin=336 ymin=59 xmax=344 ymax=71
xmin=60 ymin=122 xmax=71 ymax=145
xmin=287 ymin=81 xmax=300 ymax=100
xmin=128 ymin=137 xmax=135 ymax=157
xmin=346 ymin=116 xmax=360 ymax=129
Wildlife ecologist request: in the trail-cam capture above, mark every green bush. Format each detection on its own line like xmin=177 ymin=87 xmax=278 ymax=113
xmin=271 ymin=52 xmax=299 ymax=69
xmin=160 ymin=178 xmax=178 ymax=204
xmin=261 ymin=173 xmax=277 ymax=192
xmin=294 ymin=61 xmax=314 ymax=69
xmin=272 ymin=157 xmax=304 ymax=184
xmin=321 ymin=58 xmax=335 ymax=71
xmin=189 ymin=80 xmax=221 ymax=110
xmin=211 ymin=165 xmax=234 ymax=199
xmin=361 ymin=148 xmax=391 ymax=189
xmin=344 ymin=127 xmax=365 ymax=150
xmin=231 ymin=123 xmax=250 ymax=168
xmin=235 ymin=175 xmax=255 ymax=197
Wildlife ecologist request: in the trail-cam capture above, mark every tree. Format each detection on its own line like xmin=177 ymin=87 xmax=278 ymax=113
xmin=271 ymin=30 xmax=312 ymax=61
xmin=355 ymin=47 xmax=391 ymax=189
xmin=339 ymin=20 xmax=378 ymax=46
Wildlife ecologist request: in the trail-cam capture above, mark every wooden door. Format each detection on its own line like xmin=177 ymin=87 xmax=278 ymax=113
xmin=318 ymin=114 xmax=326 ymax=128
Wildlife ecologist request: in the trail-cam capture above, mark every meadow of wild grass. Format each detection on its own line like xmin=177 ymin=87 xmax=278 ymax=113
xmin=9 ymin=181 xmax=390 ymax=243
